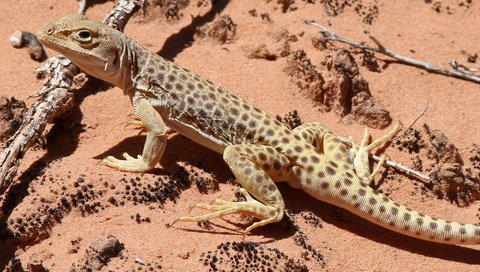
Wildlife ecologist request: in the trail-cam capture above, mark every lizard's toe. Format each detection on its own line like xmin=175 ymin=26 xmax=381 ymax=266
xmin=121 ymin=152 xmax=135 ymax=160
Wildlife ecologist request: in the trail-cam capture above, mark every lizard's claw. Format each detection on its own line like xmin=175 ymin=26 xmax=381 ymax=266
xmin=102 ymin=152 xmax=152 ymax=172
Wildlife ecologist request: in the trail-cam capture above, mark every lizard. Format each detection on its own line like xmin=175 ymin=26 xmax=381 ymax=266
xmin=37 ymin=14 xmax=480 ymax=245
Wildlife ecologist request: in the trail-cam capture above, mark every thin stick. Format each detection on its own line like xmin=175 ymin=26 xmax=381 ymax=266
xmin=305 ymin=21 xmax=480 ymax=84
xmin=337 ymin=137 xmax=430 ymax=182
xmin=405 ymin=101 xmax=429 ymax=133
xmin=393 ymin=101 xmax=429 ymax=141
xmin=0 ymin=0 xmax=145 ymax=217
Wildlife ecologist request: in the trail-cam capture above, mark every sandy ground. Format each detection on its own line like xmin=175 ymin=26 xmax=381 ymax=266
xmin=0 ymin=0 xmax=479 ymax=271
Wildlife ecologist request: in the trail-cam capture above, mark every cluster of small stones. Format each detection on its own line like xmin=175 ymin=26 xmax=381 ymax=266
xmin=199 ymin=241 xmax=309 ymax=272
xmin=284 ymin=50 xmax=324 ymax=98
xmin=7 ymin=175 xmax=105 ymax=241
xmin=299 ymin=211 xmax=323 ymax=228
xmin=108 ymin=164 xmax=217 ymax=208
xmin=395 ymin=124 xmax=480 ymax=204
xmin=293 ymin=231 xmax=326 ymax=266
xmin=394 ymin=127 xmax=425 ymax=154
xmin=131 ymin=213 xmax=151 ymax=224
xmin=155 ymin=0 xmax=189 ymax=20
xmin=312 ymin=0 xmax=379 ymax=24
xmin=71 ymin=235 xmax=124 ymax=272
xmin=5 ymin=164 xmax=206 ymax=242
xmin=424 ymin=0 xmax=472 ymax=14
xmin=353 ymin=3 xmax=379 ymax=24
xmin=194 ymin=14 xmax=237 ymax=44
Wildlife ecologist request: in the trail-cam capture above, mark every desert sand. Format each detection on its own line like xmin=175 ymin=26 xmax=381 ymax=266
xmin=0 ymin=0 xmax=479 ymax=271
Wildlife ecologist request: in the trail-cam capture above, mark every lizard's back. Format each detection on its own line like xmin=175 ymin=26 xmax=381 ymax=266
xmin=129 ymin=39 xmax=291 ymax=153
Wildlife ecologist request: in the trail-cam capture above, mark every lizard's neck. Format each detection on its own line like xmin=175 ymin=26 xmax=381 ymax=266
xmin=114 ymin=37 xmax=138 ymax=94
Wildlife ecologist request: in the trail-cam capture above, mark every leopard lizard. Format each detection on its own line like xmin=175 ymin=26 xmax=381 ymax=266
xmin=37 ymin=14 xmax=480 ymax=245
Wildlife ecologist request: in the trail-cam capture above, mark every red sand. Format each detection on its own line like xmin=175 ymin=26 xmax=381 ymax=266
xmin=1 ymin=0 xmax=479 ymax=271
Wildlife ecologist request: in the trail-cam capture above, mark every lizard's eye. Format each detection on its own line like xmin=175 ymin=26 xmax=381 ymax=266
xmin=77 ymin=30 xmax=92 ymax=42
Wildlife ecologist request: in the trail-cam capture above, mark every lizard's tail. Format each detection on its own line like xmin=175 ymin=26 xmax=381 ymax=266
xmin=308 ymin=179 xmax=480 ymax=245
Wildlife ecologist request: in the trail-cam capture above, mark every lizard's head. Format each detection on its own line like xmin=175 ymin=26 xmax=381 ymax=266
xmin=38 ymin=15 xmax=125 ymax=84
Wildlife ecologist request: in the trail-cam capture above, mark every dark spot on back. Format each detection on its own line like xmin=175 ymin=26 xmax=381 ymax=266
xmin=343 ymin=178 xmax=352 ymax=186
xmin=325 ymin=166 xmax=336 ymax=175
xmin=328 ymin=161 xmax=338 ymax=168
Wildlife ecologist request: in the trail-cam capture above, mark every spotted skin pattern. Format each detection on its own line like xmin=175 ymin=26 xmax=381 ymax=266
xmin=38 ymin=15 xmax=480 ymax=245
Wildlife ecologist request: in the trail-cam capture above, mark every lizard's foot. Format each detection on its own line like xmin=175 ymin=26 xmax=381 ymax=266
xmin=102 ymin=152 xmax=153 ymax=172
xmin=175 ymin=189 xmax=283 ymax=237
xmin=350 ymin=122 xmax=402 ymax=184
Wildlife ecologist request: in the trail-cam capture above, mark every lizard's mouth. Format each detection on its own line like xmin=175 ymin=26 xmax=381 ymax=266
xmin=37 ymin=34 xmax=108 ymax=64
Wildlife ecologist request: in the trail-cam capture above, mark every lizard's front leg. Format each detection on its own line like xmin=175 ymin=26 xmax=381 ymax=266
xmin=176 ymin=144 xmax=290 ymax=236
xmin=103 ymin=95 xmax=167 ymax=172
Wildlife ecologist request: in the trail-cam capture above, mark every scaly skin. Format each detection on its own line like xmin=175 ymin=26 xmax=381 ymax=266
xmin=37 ymin=15 xmax=480 ymax=245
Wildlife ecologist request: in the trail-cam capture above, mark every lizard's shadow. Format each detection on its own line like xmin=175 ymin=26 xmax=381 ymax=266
xmin=94 ymin=133 xmax=234 ymax=183
xmin=291 ymin=190 xmax=480 ymax=264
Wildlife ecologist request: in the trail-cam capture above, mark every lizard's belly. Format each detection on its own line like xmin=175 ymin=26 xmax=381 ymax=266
xmin=163 ymin=117 xmax=228 ymax=154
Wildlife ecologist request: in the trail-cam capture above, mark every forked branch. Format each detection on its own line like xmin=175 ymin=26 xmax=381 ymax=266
xmin=305 ymin=21 xmax=480 ymax=84
xmin=0 ymin=0 xmax=145 ymax=211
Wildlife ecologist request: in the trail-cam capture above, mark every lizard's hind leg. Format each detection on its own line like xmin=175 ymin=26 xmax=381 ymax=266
xmin=293 ymin=122 xmax=352 ymax=168
xmin=294 ymin=122 xmax=402 ymax=185
xmin=176 ymin=144 xmax=291 ymax=236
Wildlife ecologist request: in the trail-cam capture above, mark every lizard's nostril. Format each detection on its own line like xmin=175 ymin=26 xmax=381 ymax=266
xmin=46 ymin=27 xmax=54 ymax=35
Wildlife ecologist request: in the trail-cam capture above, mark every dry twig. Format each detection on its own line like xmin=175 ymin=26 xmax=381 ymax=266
xmin=0 ymin=0 xmax=145 ymax=214
xmin=305 ymin=21 xmax=480 ymax=84
xmin=393 ymin=101 xmax=429 ymax=141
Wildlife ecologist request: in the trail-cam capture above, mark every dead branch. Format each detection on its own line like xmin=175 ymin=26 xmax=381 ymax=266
xmin=0 ymin=0 xmax=145 ymax=214
xmin=305 ymin=21 xmax=480 ymax=84
xmin=336 ymin=136 xmax=430 ymax=182
xmin=394 ymin=101 xmax=429 ymax=141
